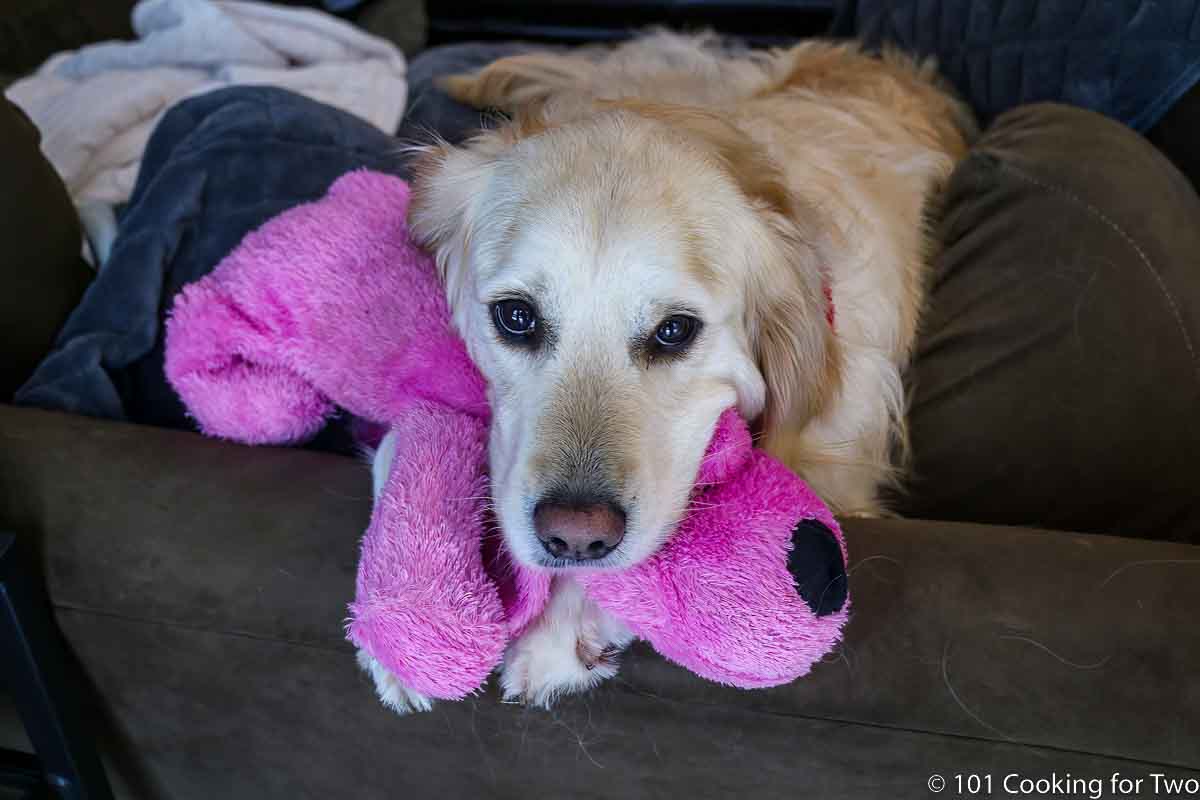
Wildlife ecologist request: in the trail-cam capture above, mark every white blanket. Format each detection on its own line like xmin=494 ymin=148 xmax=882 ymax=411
xmin=6 ymin=0 xmax=408 ymax=210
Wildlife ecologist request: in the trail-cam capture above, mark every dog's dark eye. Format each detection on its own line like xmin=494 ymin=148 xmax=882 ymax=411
xmin=492 ymin=299 xmax=537 ymax=339
xmin=654 ymin=315 xmax=700 ymax=350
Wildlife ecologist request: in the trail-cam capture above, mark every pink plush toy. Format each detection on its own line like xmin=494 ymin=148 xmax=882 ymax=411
xmin=165 ymin=169 xmax=849 ymax=701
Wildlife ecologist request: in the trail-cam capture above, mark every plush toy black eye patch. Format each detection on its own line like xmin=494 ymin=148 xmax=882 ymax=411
xmin=788 ymin=518 xmax=848 ymax=616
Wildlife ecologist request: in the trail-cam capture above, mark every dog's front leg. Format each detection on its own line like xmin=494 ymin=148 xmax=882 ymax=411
xmin=356 ymin=649 xmax=436 ymax=715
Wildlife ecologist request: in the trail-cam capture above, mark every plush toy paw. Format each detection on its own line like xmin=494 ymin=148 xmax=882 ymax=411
xmin=499 ymin=578 xmax=633 ymax=708
xmin=788 ymin=518 xmax=849 ymax=617
xmin=356 ymin=649 xmax=434 ymax=715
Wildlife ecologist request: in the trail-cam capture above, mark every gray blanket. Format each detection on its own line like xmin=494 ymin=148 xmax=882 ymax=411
xmin=14 ymin=86 xmax=409 ymax=451
xmin=840 ymin=0 xmax=1200 ymax=131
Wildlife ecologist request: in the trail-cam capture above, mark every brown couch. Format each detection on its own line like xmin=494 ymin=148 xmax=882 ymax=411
xmin=3 ymin=9 xmax=1200 ymax=799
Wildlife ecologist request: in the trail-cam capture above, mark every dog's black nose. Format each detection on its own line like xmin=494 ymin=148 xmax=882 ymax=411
xmin=788 ymin=518 xmax=848 ymax=616
xmin=533 ymin=498 xmax=626 ymax=561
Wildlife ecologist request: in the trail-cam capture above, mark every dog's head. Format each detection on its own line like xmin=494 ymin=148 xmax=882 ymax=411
xmin=409 ymin=103 xmax=839 ymax=569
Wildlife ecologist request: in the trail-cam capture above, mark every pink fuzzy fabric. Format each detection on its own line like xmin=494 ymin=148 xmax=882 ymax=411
xmin=581 ymin=409 xmax=848 ymax=688
xmin=166 ymin=171 xmax=508 ymax=699
xmin=347 ymin=403 xmax=507 ymax=698
xmin=165 ymin=170 xmax=489 ymax=444
xmin=165 ymin=168 xmax=848 ymax=698
xmin=484 ymin=531 xmax=553 ymax=639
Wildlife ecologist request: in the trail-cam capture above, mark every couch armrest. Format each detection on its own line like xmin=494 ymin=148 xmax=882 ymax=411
xmin=903 ymin=103 xmax=1200 ymax=540
xmin=0 ymin=98 xmax=92 ymax=401
xmin=0 ymin=531 xmax=115 ymax=798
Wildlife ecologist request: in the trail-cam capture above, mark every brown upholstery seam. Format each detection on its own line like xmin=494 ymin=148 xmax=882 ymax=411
xmin=53 ymin=603 xmax=352 ymax=654
xmin=994 ymin=160 xmax=1200 ymax=387
xmin=611 ymin=679 xmax=1200 ymax=771
xmin=52 ymin=608 xmax=1200 ymax=770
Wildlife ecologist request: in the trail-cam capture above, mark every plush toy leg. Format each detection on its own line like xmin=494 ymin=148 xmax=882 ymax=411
xmin=166 ymin=170 xmax=489 ymax=445
xmin=580 ymin=411 xmax=850 ymax=689
xmin=346 ymin=404 xmax=508 ymax=700
xmin=166 ymin=285 xmax=338 ymax=444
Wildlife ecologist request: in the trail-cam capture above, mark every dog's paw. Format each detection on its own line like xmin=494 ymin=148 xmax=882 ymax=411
xmin=499 ymin=628 xmax=618 ymax=709
xmin=356 ymin=649 xmax=434 ymax=715
xmin=499 ymin=578 xmax=631 ymax=709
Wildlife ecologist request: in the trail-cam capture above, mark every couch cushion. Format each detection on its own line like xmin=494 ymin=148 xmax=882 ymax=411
xmin=3 ymin=405 xmax=1199 ymax=798
xmin=898 ymin=103 xmax=1200 ymax=542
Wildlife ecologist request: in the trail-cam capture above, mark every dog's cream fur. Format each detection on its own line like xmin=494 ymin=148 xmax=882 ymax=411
xmin=360 ymin=32 xmax=975 ymax=711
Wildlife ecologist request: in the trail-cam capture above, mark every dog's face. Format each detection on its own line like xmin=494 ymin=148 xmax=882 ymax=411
xmin=410 ymin=107 xmax=837 ymax=569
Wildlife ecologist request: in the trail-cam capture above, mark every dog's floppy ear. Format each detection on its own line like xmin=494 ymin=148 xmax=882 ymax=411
xmin=408 ymin=142 xmax=485 ymax=315
xmin=651 ymin=104 xmax=842 ymax=432
xmin=602 ymin=101 xmax=842 ymax=431
xmin=746 ymin=216 xmax=841 ymax=434
xmin=408 ymin=109 xmax=562 ymax=324
xmin=439 ymin=51 xmax=599 ymax=114
xmin=407 ymin=135 xmax=511 ymax=317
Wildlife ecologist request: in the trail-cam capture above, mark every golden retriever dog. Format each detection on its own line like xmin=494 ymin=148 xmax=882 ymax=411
xmin=362 ymin=30 xmax=975 ymax=712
